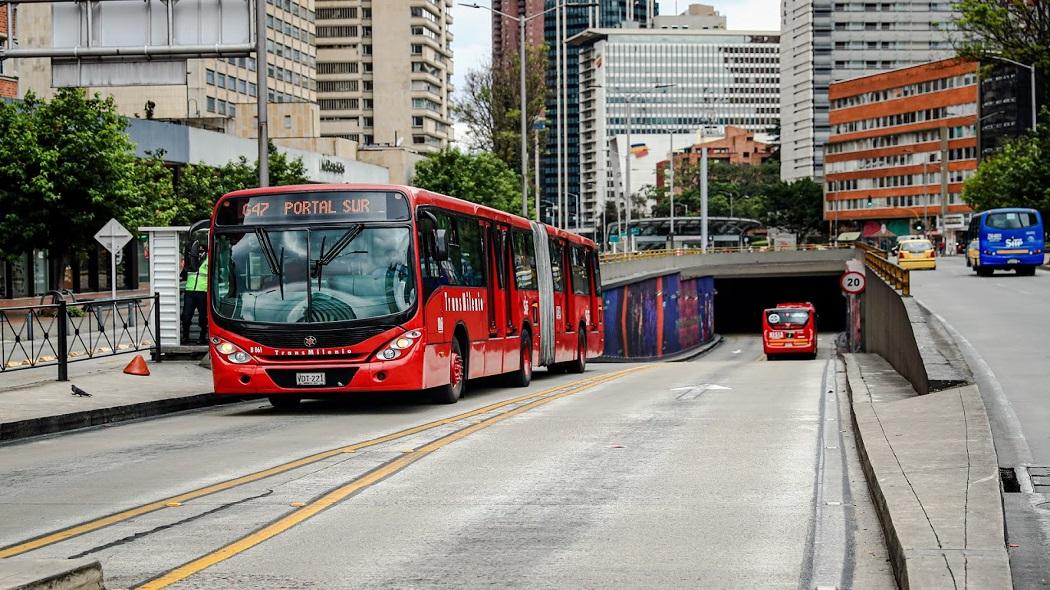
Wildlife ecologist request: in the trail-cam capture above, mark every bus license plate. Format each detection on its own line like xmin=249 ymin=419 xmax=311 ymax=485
xmin=769 ymin=331 xmax=785 ymax=339
xmin=1007 ymin=259 xmax=1019 ymax=265
xmin=296 ymin=372 xmax=326 ymax=386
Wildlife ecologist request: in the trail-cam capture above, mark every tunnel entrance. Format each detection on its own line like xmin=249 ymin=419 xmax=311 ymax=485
xmin=713 ymin=274 xmax=848 ymax=334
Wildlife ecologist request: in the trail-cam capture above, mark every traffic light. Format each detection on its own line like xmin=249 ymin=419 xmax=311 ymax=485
xmin=912 ymin=220 xmax=924 ymax=233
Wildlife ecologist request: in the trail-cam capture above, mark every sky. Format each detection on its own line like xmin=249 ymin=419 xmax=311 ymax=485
xmin=448 ymin=0 xmax=782 ymax=144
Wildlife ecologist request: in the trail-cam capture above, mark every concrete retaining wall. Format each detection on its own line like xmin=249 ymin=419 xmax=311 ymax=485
xmin=862 ymin=269 xmax=969 ymax=395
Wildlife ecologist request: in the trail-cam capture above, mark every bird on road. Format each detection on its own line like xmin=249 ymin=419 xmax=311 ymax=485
xmin=71 ymin=385 xmax=92 ymax=397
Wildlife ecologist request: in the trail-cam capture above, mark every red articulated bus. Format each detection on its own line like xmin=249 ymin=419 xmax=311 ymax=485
xmin=206 ymin=184 xmax=604 ymax=408
xmin=762 ymin=302 xmax=817 ymax=360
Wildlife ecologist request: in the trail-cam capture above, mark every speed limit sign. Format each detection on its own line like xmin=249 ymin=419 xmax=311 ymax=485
xmin=840 ymin=271 xmax=866 ymax=295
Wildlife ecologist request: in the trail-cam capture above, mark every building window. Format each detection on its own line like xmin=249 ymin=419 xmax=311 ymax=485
xmin=207 ymin=97 xmax=215 ymax=112
xmin=412 ymin=116 xmax=424 ymax=128
xmin=284 ymin=114 xmax=292 ymax=129
xmin=206 ymin=69 xmax=215 ymax=85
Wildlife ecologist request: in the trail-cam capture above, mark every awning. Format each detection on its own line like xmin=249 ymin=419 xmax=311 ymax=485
xmin=835 ymin=231 xmax=861 ymax=242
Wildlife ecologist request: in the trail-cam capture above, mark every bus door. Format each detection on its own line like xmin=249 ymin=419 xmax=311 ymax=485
xmin=549 ymin=239 xmax=569 ymax=361
xmin=484 ymin=223 xmax=510 ymax=373
xmin=588 ymin=249 xmax=603 ymax=352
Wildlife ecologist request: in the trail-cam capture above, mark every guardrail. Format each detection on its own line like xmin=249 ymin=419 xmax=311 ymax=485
xmin=0 ymin=293 xmax=162 ymax=381
xmin=599 ymin=243 xmax=852 ymax=264
xmin=863 ymin=249 xmax=910 ymax=297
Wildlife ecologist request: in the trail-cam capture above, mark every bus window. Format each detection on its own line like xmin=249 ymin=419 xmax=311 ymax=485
xmin=457 ymin=217 xmax=486 ymax=287
xmin=589 ymin=249 xmax=601 ymax=296
xmin=986 ymin=211 xmax=1038 ymax=229
xmin=512 ymin=230 xmax=537 ymax=290
xmin=570 ymin=247 xmax=588 ymax=295
xmin=549 ymin=240 xmax=564 ymax=293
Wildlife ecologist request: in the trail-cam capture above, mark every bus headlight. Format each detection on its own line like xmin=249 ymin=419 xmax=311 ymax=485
xmin=211 ymin=337 xmax=253 ymax=364
xmin=377 ymin=330 xmax=422 ymax=361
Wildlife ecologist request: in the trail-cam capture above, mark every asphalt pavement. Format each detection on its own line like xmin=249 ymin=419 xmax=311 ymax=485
xmin=910 ymin=256 xmax=1050 ymax=588
xmin=0 ymin=336 xmax=893 ymax=589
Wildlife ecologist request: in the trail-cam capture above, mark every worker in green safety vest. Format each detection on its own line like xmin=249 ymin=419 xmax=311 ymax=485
xmin=181 ymin=241 xmax=208 ymax=345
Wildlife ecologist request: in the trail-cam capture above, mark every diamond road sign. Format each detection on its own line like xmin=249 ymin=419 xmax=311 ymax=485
xmin=94 ymin=218 xmax=133 ymax=253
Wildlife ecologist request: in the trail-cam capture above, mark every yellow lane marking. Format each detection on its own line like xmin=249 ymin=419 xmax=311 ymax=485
xmin=0 ymin=368 xmax=633 ymax=559
xmin=136 ymin=366 xmax=651 ymax=590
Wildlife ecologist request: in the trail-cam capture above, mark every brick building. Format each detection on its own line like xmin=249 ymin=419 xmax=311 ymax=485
xmin=0 ymin=6 xmax=15 ymax=97
xmin=656 ymin=126 xmax=776 ymax=191
xmin=824 ymin=58 xmax=977 ymax=243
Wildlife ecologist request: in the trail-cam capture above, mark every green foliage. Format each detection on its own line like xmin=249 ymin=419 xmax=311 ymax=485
xmin=954 ymin=0 xmax=1050 ymax=102
xmin=0 ymin=89 xmax=144 ymax=269
xmin=412 ymin=148 xmax=526 ymax=215
xmin=646 ymin=159 xmax=825 ymax=240
xmin=174 ymin=143 xmax=309 ymax=225
xmin=452 ymin=45 xmax=548 ymax=180
xmin=963 ymin=121 xmax=1050 ymax=218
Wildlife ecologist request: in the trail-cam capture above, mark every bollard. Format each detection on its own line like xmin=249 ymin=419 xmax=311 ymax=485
xmin=57 ymin=300 xmax=69 ymax=381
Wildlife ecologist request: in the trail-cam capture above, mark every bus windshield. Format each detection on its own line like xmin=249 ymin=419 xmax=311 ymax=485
xmin=212 ymin=226 xmax=416 ymax=324
xmin=767 ymin=310 xmax=810 ymax=326
xmin=985 ymin=211 xmax=1038 ymax=230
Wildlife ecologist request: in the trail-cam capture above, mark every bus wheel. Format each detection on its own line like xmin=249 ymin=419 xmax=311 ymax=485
xmin=508 ymin=333 xmax=533 ymax=388
xmin=977 ymin=267 xmax=993 ymax=277
xmin=567 ymin=331 xmax=587 ymax=374
xmin=268 ymin=395 xmax=301 ymax=410
xmin=1017 ymin=266 xmax=1036 ymax=276
xmin=432 ymin=339 xmax=465 ymax=404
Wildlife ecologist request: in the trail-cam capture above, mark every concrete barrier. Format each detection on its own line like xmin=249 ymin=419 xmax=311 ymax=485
xmin=853 ymin=270 xmax=1010 ymax=588
xmin=0 ymin=558 xmax=103 ymax=590
xmin=862 ymin=269 xmax=969 ymax=395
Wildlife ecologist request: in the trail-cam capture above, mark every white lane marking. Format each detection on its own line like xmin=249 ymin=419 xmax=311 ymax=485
xmin=732 ymin=349 xmax=742 ymax=354
xmin=672 ymin=384 xmax=732 ymax=400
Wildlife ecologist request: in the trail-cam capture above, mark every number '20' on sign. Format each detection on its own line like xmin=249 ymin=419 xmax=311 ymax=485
xmin=840 ymin=271 xmax=866 ymax=295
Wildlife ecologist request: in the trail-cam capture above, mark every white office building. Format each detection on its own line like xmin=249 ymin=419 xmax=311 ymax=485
xmin=779 ymin=0 xmax=958 ymax=181
xmin=572 ymin=28 xmax=780 ymax=228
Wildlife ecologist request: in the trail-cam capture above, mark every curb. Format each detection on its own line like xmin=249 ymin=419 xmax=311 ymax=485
xmin=0 ymin=393 xmax=242 ymax=443
xmin=843 ymin=354 xmax=1012 ymax=590
xmin=0 ymin=558 xmax=103 ymax=590
xmin=593 ymin=334 xmax=723 ymax=363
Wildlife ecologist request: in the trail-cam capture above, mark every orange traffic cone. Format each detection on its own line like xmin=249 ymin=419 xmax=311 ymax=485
xmin=123 ymin=354 xmax=151 ymax=376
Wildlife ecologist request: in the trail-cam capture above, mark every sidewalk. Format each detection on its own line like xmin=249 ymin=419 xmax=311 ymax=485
xmin=0 ymin=355 xmax=225 ymax=443
xmin=845 ymin=353 xmax=1011 ymax=589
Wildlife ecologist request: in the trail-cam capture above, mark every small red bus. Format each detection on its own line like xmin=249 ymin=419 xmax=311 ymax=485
xmin=762 ymin=302 xmax=817 ymax=360
xmin=206 ymin=184 xmax=604 ymax=407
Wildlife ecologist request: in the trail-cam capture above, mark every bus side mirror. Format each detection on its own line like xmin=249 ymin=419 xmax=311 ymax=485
xmin=433 ymin=229 xmax=450 ymax=262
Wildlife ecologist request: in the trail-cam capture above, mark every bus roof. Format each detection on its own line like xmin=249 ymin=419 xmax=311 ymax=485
xmin=215 ymin=183 xmax=597 ymax=249
xmin=976 ymin=207 xmax=1041 ymax=215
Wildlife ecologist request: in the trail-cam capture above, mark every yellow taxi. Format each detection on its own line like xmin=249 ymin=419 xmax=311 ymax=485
xmin=965 ymin=239 xmax=979 ymax=268
xmin=897 ymin=238 xmax=937 ymax=270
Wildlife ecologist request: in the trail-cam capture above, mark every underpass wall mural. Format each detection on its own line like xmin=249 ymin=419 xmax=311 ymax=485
xmin=601 ymin=274 xmax=715 ymax=360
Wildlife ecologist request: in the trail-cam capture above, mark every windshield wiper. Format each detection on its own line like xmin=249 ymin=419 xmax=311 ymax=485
xmin=254 ymin=228 xmax=286 ymax=300
xmin=312 ymin=225 xmax=364 ymax=290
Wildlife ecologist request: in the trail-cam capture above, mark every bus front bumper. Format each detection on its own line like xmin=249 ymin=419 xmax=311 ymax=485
xmin=211 ymin=345 xmax=434 ymax=396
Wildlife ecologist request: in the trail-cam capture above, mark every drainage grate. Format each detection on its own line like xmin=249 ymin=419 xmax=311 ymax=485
xmin=1000 ymin=467 xmax=1021 ymax=493
xmin=1030 ymin=467 xmax=1050 ymax=494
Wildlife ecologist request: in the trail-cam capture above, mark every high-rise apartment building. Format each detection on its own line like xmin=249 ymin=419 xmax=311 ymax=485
xmin=315 ymin=0 xmax=454 ymax=151
xmin=574 ymin=28 xmax=780 ymax=226
xmin=825 ymin=58 xmax=977 ymax=242
xmin=780 ymin=0 xmax=957 ymax=182
xmin=491 ymin=0 xmax=546 ymax=65
xmin=0 ymin=6 xmax=15 ymax=97
xmin=15 ymin=0 xmax=317 ymax=134
xmin=542 ymin=0 xmax=653 ymax=226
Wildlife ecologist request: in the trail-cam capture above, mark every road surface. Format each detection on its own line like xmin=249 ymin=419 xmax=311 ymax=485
xmin=911 ymin=256 xmax=1050 ymax=588
xmin=0 ymin=336 xmax=892 ymax=589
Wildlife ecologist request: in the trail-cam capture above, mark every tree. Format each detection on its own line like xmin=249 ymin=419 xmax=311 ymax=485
xmin=452 ymin=45 xmax=548 ymax=173
xmin=649 ymin=159 xmax=778 ymax=220
xmin=954 ymin=0 xmax=1050 ymax=102
xmin=0 ymin=89 xmax=151 ymax=287
xmin=763 ymin=179 xmax=826 ymax=241
xmin=412 ymin=148 xmax=525 ymax=215
xmin=174 ymin=143 xmax=309 ymax=225
xmin=963 ymin=120 xmax=1050 ymax=218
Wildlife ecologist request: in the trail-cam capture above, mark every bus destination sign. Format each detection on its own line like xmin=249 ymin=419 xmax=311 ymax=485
xmin=217 ymin=191 xmax=410 ymax=225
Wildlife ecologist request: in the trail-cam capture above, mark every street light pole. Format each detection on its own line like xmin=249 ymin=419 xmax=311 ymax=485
xmin=519 ymin=17 xmax=527 ymax=217
xmin=669 ymin=133 xmax=675 ymax=250
xmin=625 ymin=98 xmax=633 ymax=252
xmin=255 ymin=0 xmax=268 ymax=187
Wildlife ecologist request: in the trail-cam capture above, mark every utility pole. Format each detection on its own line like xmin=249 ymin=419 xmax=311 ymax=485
xmin=939 ymin=125 xmax=950 ymax=253
xmin=534 ymin=120 xmax=541 ymax=222
xmin=518 ymin=17 xmax=528 ymax=217
xmin=625 ymin=99 xmax=633 ymax=252
xmin=701 ymin=142 xmax=709 ymax=253
xmin=668 ymin=133 xmax=675 ymax=250
xmin=255 ymin=0 xmax=269 ymax=187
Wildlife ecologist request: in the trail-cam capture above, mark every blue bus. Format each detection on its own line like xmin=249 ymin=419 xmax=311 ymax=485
xmin=966 ymin=208 xmax=1045 ymax=276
